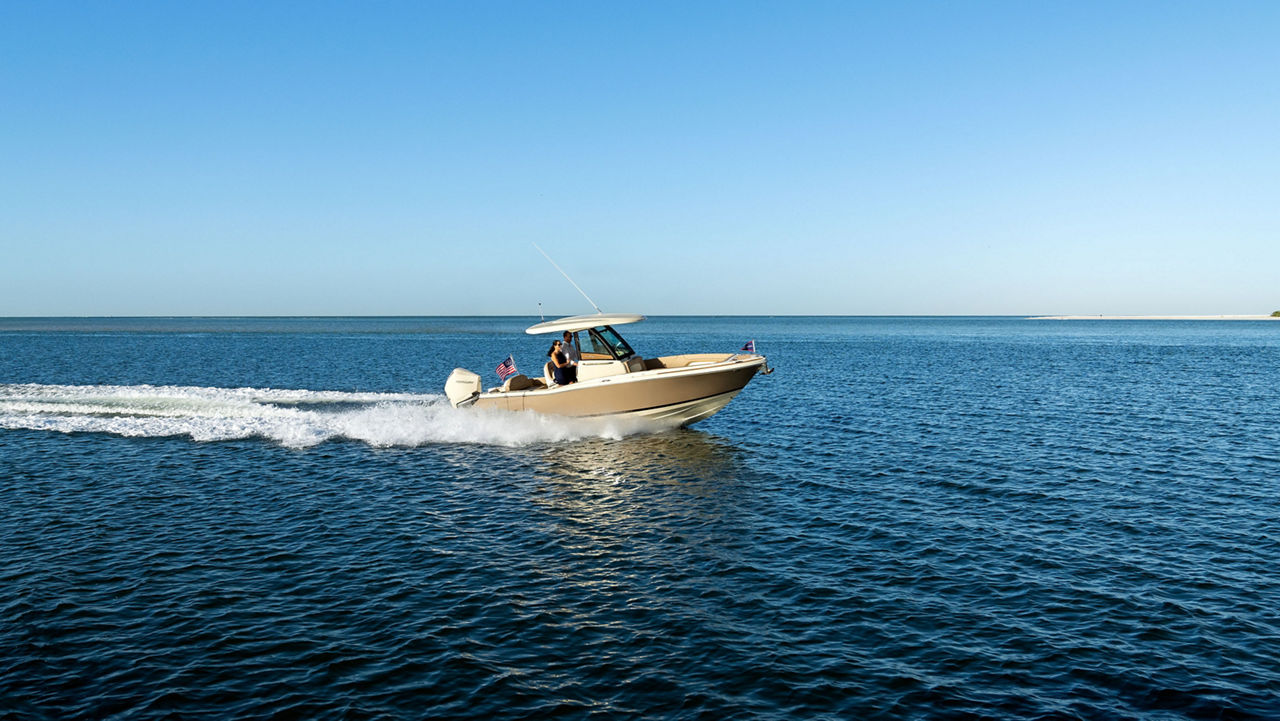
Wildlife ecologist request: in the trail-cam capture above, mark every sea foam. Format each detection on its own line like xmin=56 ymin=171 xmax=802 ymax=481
xmin=0 ymin=383 xmax=664 ymax=448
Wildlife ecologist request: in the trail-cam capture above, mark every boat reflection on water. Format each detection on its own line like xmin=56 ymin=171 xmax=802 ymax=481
xmin=534 ymin=430 xmax=747 ymax=490
xmin=526 ymin=430 xmax=756 ymax=533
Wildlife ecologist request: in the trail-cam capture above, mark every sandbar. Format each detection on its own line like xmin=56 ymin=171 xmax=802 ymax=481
xmin=1027 ymin=315 xmax=1280 ymax=320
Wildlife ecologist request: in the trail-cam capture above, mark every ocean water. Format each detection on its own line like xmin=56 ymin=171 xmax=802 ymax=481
xmin=2 ymin=316 xmax=1278 ymax=719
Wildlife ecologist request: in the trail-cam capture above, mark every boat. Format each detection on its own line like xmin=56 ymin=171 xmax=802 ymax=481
xmin=444 ymin=313 xmax=768 ymax=426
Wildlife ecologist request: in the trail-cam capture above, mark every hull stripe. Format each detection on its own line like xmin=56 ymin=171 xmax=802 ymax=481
xmin=578 ymin=388 xmax=742 ymax=419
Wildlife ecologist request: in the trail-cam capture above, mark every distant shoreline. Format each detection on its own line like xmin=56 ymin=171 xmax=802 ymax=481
xmin=1028 ymin=315 xmax=1280 ymax=320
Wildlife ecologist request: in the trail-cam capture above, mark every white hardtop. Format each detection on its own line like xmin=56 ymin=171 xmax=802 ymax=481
xmin=525 ymin=313 xmax=646 ymax=335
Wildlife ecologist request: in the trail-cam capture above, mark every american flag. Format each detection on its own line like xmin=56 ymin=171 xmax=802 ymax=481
xmin=740 ymin=340 xmax=756 ymax=353
xmin=495 ymin=354 xmax=517 ymax=381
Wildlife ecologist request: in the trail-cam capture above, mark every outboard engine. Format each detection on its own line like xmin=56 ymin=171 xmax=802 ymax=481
xmin=444 ymin=368 xmax=482 ymax=407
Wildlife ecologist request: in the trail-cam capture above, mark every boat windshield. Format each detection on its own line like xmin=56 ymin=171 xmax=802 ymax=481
xmin=583 ymin=325 xmax=636 ymax=361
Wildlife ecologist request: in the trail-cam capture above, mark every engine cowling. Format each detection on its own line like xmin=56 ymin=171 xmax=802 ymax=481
xmin=444 ymin=368 xmax=482 ymax=407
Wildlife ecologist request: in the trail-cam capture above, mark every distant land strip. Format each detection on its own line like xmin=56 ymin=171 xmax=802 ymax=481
xmin=1027 ymin=315 xmax=1280 ymax=320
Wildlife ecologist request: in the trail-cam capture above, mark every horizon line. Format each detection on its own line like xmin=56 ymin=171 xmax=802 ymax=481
xmin=3 ymin=313 xmax=1278 ymax=320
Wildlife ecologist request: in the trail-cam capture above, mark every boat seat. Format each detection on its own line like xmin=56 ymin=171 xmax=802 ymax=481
xmin=502 ymin=374 xmax=534 ymax=392
xmin=543 ymin=361 xmax=556 ymax=386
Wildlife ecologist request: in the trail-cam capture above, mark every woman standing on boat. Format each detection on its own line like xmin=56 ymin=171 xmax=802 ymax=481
xmin=548 ymin=340 xmax=577 ymax=385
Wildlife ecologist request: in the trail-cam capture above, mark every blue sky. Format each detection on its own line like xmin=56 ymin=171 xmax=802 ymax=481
xmin=3 ymin=1 xmax=1278 ymax=316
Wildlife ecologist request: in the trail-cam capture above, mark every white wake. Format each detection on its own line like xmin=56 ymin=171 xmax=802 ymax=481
xmin=0 ymin=383 xmax=665 ymax=448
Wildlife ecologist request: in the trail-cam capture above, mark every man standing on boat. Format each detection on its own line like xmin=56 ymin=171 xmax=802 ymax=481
xmin=561 ymin=331 xmax=580 ymax=368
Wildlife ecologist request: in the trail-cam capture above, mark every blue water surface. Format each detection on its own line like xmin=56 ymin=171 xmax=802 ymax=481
xmin=2 ymin=316 xmax=1278 ymax=719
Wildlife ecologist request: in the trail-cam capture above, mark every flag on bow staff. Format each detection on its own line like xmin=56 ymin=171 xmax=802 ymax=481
xmin=740 ymin=340 xmax=756 ymax=353
xmin=495 ymin=354 xmax=517 ymax=381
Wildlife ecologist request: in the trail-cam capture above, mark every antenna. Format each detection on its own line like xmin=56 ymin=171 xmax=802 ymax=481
xmin=532 ymin=243 xmax=603 ymax=314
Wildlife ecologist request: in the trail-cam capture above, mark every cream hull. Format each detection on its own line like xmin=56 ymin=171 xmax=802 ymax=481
xmin=464 ymin=354 xmax=765 ymax=427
